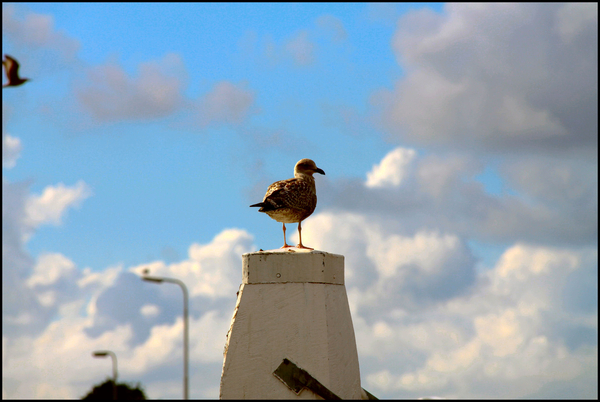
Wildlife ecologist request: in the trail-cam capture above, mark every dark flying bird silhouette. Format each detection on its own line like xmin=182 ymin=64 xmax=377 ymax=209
xmin=250 ymin=158 xmax=325 ymax=250
xmin=3 ymin=55 xmax=29 ymax=87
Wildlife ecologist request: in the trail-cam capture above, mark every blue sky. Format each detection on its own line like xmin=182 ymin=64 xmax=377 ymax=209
xmin=4 ymin=3 xmax=445 ymax=270
xmin=3 ymin=3 xmax=597 ymax=399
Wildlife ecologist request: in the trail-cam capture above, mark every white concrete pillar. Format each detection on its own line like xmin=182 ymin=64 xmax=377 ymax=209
xmin=220 ymin=250 xmax=362 ymax=399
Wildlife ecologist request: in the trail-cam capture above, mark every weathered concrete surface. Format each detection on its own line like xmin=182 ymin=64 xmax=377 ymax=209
xmin=243 ymin=250 xmax=344 ymax=285
xmin=220 ymin=250 xmax=361 ymax=399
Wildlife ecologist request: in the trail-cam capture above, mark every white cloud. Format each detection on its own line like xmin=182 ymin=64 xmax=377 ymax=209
xmin=370 ymin=244 xmax=597 ymax=398
xmin=2 ymin=4 xmax=80 ymax=59
xmin=499 ymin=155 xmax=598 ymax=211
xmin=2 ymin=226 xmax=254 ymax=399
xmin=128 ymin=318 xmax=182 ymax=372
xmin=4 ymin=7 xmax=258 ymax=128
xmin=140 ymin=304 xmax=160 ymax=318
xmin=3 ymin=176 xmax=93 ymax=337
xmin=24 ymin=180 xmax=92 ymax=229
xmin=366 ymin=147 xmax=416 ymax=188
xmin=26 ymin=253 xmax=76 ymax=288
xmin=76 ymin=55 xmax=257 ymax=125
xmin=293 ymin=202 xmax=596 ymax=399
xmin=134 ymin=228 xmax=253 ymax=299
xmin=76 ymin=53 xmax=187 ymax=122
xmin=416 ymin=153 xmax=476 ymax=198
xmin=285 ymin=30 xmax=316 ymax=66
xmin=368 ymin=230 xmax=470 ymax=279
xmin=3 ymin=316 xmax=134 ymax=399
xmin=197 ymin=81 xmax=256 ymax=127
xmin=297 ymin=211 xmax=477 ymax=308
xmin=2 ymin=133 xmax=22 ymax=169
xmin=316 ymin=14 xmax=348 ymax=43
xmin=325 ymin=147 xmax=596 ymax=247
xmin=374 ymin=3 xmax=598 ymax=154
xmin=77 ymin=265 xmax=122 ymax=290
xmin=189 ymin=310 xmax=232 ymax=363
xmin=556 ymin=3 xmax=598 ymax=43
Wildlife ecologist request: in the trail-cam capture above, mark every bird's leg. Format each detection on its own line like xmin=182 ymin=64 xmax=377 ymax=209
xmin=296 ymin=221 xmax=313 ymax=250
xmin=281 ymin=223 xmax=293 ymax=248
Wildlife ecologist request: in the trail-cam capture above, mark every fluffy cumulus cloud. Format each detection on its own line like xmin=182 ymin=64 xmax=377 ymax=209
xmin=2 ymin=4 xmax=80 ymax=60
xmin=373 ymin=3 xmax=598 ymax=155
xmin=3 ymin=6 xmax=257 ymax=127
xmin=3 ymin=186 xmax=256 ymax=399
xmin=1 ymin=129 xmax=255 ymax=398
xmin=295 ymin=119 xmax=596 ymax=397
xmin=2 ymin=133 xmax=22 ymax=169
xmin=369 ymin=244 xmax=597 ymax=399
xmin=324 ymin=146 xmax=596 ymax=248
xmin=500 ymin=155 xmax=598 ymax=212
xmin=298 ymin=209 xmax=597 ymax=398
xmin=72 ymin=54 xmax=258 ymax=126
xmin=128 ymin=228 xmax=254 ymax=300
xmin=366 ymin=147 xmax=416 ymax=188
xmin=76 ymin=53 xmax=188 ymax=122
xmin=3 ymin=105 xmax=22 ymax=170
xmin=285 ymin=30 xmax=316 ymax=66
xmin=297 ymin=212 xmax=477 ymax=308
xmin=76 ymin=54 xmax=257 ymax=126
xmin=24 ymin=180 xmax=92 ymax=229
xmin=362 ymin=4 xmax=598 ymax=251
xmin=2 ymin=176 xmax=92 ymax=338
xmin=196 ymin=81 xmax=257 ymax=127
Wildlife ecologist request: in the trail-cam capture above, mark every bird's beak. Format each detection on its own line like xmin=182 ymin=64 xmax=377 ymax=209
xmin=315 ymin=167 xmax=325 ymax=175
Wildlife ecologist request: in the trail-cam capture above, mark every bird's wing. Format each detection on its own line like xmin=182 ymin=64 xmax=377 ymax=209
xmin=263 ymin=178 xmax=311 ymax=210
xmin=4 ymin=55 xmax=18 ymax=65
xmin=3 ymin=55 xmax=19 ymax=81
xmin=3 ymin=57 xmax=12 ymax=73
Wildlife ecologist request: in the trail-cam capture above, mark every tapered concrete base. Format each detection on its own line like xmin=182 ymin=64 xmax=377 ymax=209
xmin=220 ymin=250 xmax=362 ymax=399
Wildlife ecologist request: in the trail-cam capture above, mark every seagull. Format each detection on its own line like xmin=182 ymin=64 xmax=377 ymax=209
xmin=250 ymin=158 xmax=325 ymax=250
xmin=3 ymin=55 xmax=29 ymax=87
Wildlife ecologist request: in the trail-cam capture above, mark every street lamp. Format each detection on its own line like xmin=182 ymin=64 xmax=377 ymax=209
xmin=142 ymin=275 xmax=189 ymax=400
xmin=92 ymin=350 xmax=118 ymax=400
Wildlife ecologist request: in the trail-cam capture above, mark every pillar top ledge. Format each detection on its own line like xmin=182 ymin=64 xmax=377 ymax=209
xmin=243 ymin=248 xmax=342 ymax=257
xmin=242 ymin=249 xmax=345 ymax=285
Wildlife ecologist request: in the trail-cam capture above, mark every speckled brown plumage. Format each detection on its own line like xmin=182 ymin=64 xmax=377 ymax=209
xmin=250 ymin=158 xmax=325 ymax=249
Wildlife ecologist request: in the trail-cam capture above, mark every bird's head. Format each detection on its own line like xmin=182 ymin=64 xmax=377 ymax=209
xmin=294 ymin=158 xmax=325 ymax=177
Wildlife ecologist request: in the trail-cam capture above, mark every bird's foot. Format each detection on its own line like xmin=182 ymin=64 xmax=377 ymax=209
xmin=295 ymin=244 xmax=314 ymax=250
xmin=280 ymin=244 xmax=294 ymax=249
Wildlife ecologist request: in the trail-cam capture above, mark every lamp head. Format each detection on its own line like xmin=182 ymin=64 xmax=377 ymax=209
xmin=142 ymin=276 xmax=164 ymax=283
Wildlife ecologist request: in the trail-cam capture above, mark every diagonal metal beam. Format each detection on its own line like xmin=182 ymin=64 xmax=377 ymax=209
xmin=273 ymin=358 xmax=342 ymax=400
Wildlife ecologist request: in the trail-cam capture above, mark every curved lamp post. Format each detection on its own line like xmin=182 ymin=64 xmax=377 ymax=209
xmin=92 ymin=350 xmax=117 ymax=400
xmin=142 ymin=275 xmax=189 ymax=400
